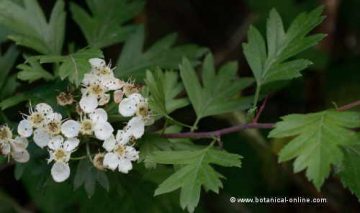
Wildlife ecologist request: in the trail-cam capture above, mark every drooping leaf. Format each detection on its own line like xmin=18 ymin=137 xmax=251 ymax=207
xmin=242 ymin=7 xmax=325 ymax=87
xmin=269 ymin=110 xmax=360 ymax=189
xmin=180 ymin=53 xmax=254 ymax=126
xmin=115 ymin=26 xmax=207 ymax=80
xmin=70 ymin=0 xmax=144 ymax=48
xmin=145 ymin=69 xmax=189 ymax=119
xmin=74 ymin=159 xmax=110 ymax=198
xmin=149 ymin=146 xmax=242 ymax=212
xmin=17 ymin=57 xmax=54 ymax=83
xmin=0 ymin=0 xmax=65 ymax=54
xmin=339 ymin=141 xmax=360 ymax=199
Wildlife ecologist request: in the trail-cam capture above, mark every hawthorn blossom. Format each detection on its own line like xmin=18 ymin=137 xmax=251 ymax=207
xmin=0 ymin=126 xmax=29 ymax=163
xmin=48 ymin=135 xmax=79 ymax=182
xmin=102 ymin=130 xmax=139 ymax=173
xmin=79 ymin=108 xmax=114 ymax=140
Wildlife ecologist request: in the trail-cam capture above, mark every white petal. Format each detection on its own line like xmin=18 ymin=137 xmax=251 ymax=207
xmin=129 ymin=93 xmax=144 ymax=103
xmin=89 ymin=58 xmax=106 ymax=69
xmin=101 ymin=77 xmax=122 ymax=91
xmin=89 ymin=108 xmax=108 ymax=123
xmin=118 ymin=97 xmax=137 ymax=117
xmin=116 ymin=130 xmax=130 ymax=145
xmin=98 ymin=94 xmax=110 ymax=106
xmin=46 ymin=112 xmax=62 ymax=123
xmin=35 ymin=103 xmax=53 ymax=114
xmin=33 ymin=129 xmax=51 ymax=148
xmin=125 ymin=146 xmax=139 ymax=161
xmin=126 ymin=116 xmax=145 ymax=139
xmin=79 ymin=95 xmax=98 ymax=113
xmin=61 ymin=120 xmax=81 ymax=138
xmin=94 ymin=121 xmax=114 ymax=141
xmin=51 ymin=162 xmax=70 ymax=182
xmin=117 ymin=158 xmax=133 ymax=174
xmin=103 ymin=152 xmax=119 ymax=171
xmin=48 ymin=135 xmax=64 ymax=150
xmin=63 ymin=138 xmax=80 ymax=152
xmin=1 ymin=142 xmax=11 ymax=155
xmin=14 ymin=136 xmax=29 ymax=148
xmin=113 ymin=90 xmax=124 ymax=104
xmin=17 ymin=120 xmax=33 ymax=138
xmin=102 ymin=135 xmax=116 ymax=152
xmin=11 ymin=149 xmax=30 ymax=163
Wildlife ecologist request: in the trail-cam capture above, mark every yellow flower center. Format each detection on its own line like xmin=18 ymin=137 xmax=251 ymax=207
xmin=30 ymin=112 xmax=44 ymax=127
xmin=47 ymin=121 xmax=61 ymax=135
xmin=0 ymin=126 xmax=12 ymax=141
xmin=54 ymin=149 xmax=67 ymax=161
xmin=136 ymin=103 xmax=149 ymax=118
xmin=115 ymin=145 xmax=126 ymax=157
xmin=80 ymin=119 xmax=93 ymax=135
xmin=89 ymin=84 xmax=104 ymax=96
xmin=97 ymin=67 xmax=111 ymax=76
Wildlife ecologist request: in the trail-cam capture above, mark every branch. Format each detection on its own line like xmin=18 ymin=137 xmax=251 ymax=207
xmin=336 ymin=100 xmax=360 ymax=112
xmin=161 ymin=123 xmax=275 ymax=139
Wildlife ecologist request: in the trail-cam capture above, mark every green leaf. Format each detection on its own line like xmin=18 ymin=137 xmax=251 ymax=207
xmin=17 ymin=57 xmax=54 ymax=83
xmin=0 ymin=0 xmax=65 ymax=54
xmin=150 ymin=146 xmax=241 ymax=212
xmin=145 ymin=69 xmax=189 ymax=119
xmin=70 ymin=0 xmax=144 ymax=48
xmin=115 ymin=26 xmax=207 ymax=80
xmin=39 ymin=48 xmax=103 ymax=86
xmin=74 ymin=159 xmax=110 ymax=198
xmin=243 ymin=7 xmax=325 ymax=86
xmin=339 ymin=141 xmax=360 ymax=199
xmin=269 ymin=110 xmax=360 ymax=189
xmin=180 ymin=53 xmax=254 ymax=125
xmin=0 ymin=45 xmax=19 ymax=99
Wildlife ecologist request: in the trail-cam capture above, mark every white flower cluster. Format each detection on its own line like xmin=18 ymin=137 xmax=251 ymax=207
xmin=13 ymin=58 xmax=152 ymax=183
xmin=0 ymin=125 xmax=29 ymax=163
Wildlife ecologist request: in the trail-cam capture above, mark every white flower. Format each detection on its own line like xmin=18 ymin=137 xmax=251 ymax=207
xmin=102 ymin=131 xmax=139 ymax=173
xmin=48 ymin=135 xmax=79 ymax=182
xmin=33 ymin=128 xmax=51 ymax=148
xmin=79 ymin=95 xmax=98 ymax=113
xmin=79 ymin=108 xmax=114 ymax=140
xmin=118 ymin=93 xmax=145 ymax=117
xmin=0 ymin=126 xmax=30 ymax=163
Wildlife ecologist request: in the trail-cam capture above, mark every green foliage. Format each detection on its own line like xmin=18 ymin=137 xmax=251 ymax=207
xmin=243 ymin=7 xmax=325 ymax=87
xmin=150 ymin=145 xmax=242 ymax=212
xmin=116 ymin=26 xmax=207 ymax=80
xmin=145 ymin=69 xmax=189 ymax=121
xmin=0 ymin=46 xmax=19 ymax=100
xmin=39 ymin=48 xmax=103 ymax=86
xmin=180 ymin=54 xmax=254 ymax=128
xmin=70 ymin=0 xmax=144 ymax=48
xmin=17 ymin=57 xmax=54 ymax=83
xmin=269 ymin=110 xmax=360 ymax=189
xmin=74 ymin=159 xmax=110 ymax=198
xmin=0 ymin=0 xmax=65 ymax=55
xmin=339 ymin=141 xmax=360 ymax=199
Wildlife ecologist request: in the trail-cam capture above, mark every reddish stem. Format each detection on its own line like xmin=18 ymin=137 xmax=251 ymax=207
xmin=336 ymin=100 xmax=360 ymax=112
xmin=162 ymin=123 xmax=275 ymax=139
xmin=252 ymin=95 xmax=270 ymax=123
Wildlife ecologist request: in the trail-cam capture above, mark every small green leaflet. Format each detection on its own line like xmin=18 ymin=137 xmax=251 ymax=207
xmin=243 ymin=7 xmax=325 ymax=87
xmin=70 ymin=0 xmax=144 ymax=48
xmin=115 ymin=26 xmax=207 ymax=80
xmin=149 ymin=146 xmax=242 ymax=212
xmin=38 ymin=48 xmax=103 ymax=87
xmin=0 ymin=0 xmax=65 ymax=55
xmin=339 ymin=141 xmax=360 ymax=199
xmin=145 ymin=69 xmax=189 ymax=120
xmin=180 ymin=53 xmax=254 ymax=127
xmin=74 ymin=159 xmax=110 ymax=198
xmin=269 ymin=110 xmax=360 ymax=189
xmin=17 ymin=57 xmax=54 ymax=83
